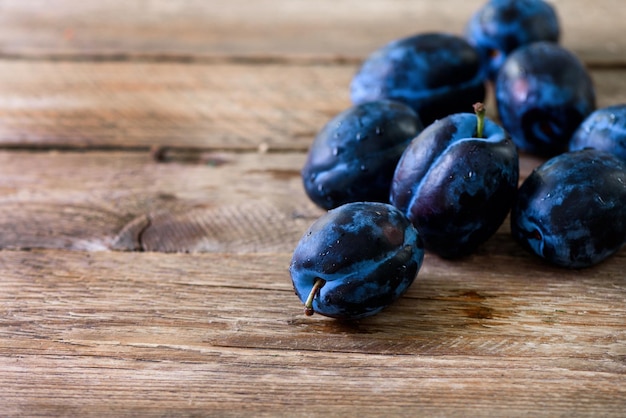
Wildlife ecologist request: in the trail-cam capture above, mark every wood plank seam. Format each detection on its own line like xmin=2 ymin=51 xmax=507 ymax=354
xmin=0 ymin=52 xmax=623 ymax=69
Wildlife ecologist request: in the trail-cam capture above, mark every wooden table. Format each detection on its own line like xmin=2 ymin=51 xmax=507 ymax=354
xmin=1 ymin=1 xmax=625 ymax=416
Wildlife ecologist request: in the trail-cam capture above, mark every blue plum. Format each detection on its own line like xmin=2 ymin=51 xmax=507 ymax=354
xmin=511 ymin=149 xmax=626 ymax=268
xmin=289 ymin=202 xmax=424 ymax=320
xmin=569 ymin=104 xmax=626 ymax=162
xmin=465 ymin=0 xmax=560 ymax=80
xmin=390 ymin=107 xmax=519 ymax=258
xmin=302 ymin=100 xmax=423 ymax=210
xmin=495 ymin=42 xmax=596 ymax=157
xmin=350 ymin=32 xmax=486 ymax=126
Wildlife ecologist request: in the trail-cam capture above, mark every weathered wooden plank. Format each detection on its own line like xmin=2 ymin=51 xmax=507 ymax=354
xmin=2 ymin=352 xmax=624 ymax=417
xmin=0 ymin=62 xmax=624 ymax=151
xmin=0 ymin=0 xmax=623 ymax=66
xmin=0 ymin=61 xmax=350 ymax=151
xmin=0 ymin=150 xmax=321 ymax=252
xmin=0 ymin=149 xmax=555 ymax=254
xmin=2 ymin=353 xmax=623 ymax=417
xmin=0 ymin=149 xmax=617 ymax=257
xmin=1 ymin=249 xmax=625 ymax=416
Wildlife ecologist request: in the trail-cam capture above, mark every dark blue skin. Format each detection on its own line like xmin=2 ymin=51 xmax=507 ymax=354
xmin=569 ymin=104 xmax=626 ymax=163
xmin=350 ymin=32 xmax=486 ymax=126
xmin=465 ymin=0 xmax=560 ymax=80
xmin=302 ymin=100 xmax=423 ymax=210
xmin=390 ymin=112 xmax=519 ymax=259
xmin=289 ymin=202 xmax=424 ymax=320
xmin=496 ymin=42 xmax=596 ymax=157
xmin=511 ymin=149 xmax=626 ymax=268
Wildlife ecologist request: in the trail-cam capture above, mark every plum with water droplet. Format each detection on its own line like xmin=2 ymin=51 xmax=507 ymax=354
xmin=511 ymin=149 xmax=626 ymax=268
xmin=569 ymin=104 xmax=626 ymax=163
xmin=302 ymin=100 xmax=423 ymax=210
xmin=350 ymin=32 xmax=486 ymax=126
xmin=289 ymin=202 xmax=424 ymax=320
xmin=390 ymin=104 xmax=519 ymax=258
xmin=465 ymin=0 xmax=560 ymax=80
xmin=495 ymin=41 xmax=596 ymax=156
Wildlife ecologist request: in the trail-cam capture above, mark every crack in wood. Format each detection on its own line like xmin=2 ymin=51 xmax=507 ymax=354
xmin=0 ymin=52 xmax=363 ymax=66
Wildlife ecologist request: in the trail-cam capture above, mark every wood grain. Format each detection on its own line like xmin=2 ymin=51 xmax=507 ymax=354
xmin=0 ymin=61 xmax=350 ymax=150
xmin=0 ymin=62 xmax=624 ymax=151
xmin=0 ymin=0 xmax=623 ymax=66
xmin=0 ymin=150 xmax=320 ymax=252
xmin=7 ymin=192 xmax=623 ymax=413
xmin=1 ymin=249 xmax=625 ymax=416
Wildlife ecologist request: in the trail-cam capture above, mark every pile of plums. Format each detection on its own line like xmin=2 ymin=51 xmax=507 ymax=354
xmin=290 ymin=0 xmax=626 ymax=320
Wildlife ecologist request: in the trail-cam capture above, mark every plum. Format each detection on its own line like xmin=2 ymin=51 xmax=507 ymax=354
xmin=465 ymin=0 xmax=560 ymax=80
xmin=350 ymin=32 xmax=486 ymax=126
xmin=511 ymin=149 xmax=626 ymax=268
xmin=495 ymin=41 xmax=596 ymax=156
xmin=302 ymin=100 xmax=423 ymax=210
xmin=390 ymin=104 xmax=519 ymax=258
xmin=569 ymin=104 xmax=626 ymax=163
xmin=289 ymin=202 xmax=424 ymax=320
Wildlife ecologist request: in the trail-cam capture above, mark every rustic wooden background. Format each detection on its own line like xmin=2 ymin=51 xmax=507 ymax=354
xmin=1 ymin=0 xmax=625 ymax=416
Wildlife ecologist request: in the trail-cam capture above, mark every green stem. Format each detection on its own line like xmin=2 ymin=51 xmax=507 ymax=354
xmin=304 ymin=278 xmax=325 ymax=316
xmin=473 ymin=102 xmax=486 ymax=138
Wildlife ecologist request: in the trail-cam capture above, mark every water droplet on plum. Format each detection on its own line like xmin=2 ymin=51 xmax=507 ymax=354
xmin=594 ymin=194 xmax=606 ymax=205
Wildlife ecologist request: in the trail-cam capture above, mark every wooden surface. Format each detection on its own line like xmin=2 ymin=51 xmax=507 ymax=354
xmin=1 ymin=1 xmax=625 ymax=416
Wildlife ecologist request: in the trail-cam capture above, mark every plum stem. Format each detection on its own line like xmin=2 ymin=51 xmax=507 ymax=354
xmin=304 ymin=278 xmax=326 ymax=316
xmin=473 ymin=102 xmax=486 ymax=138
